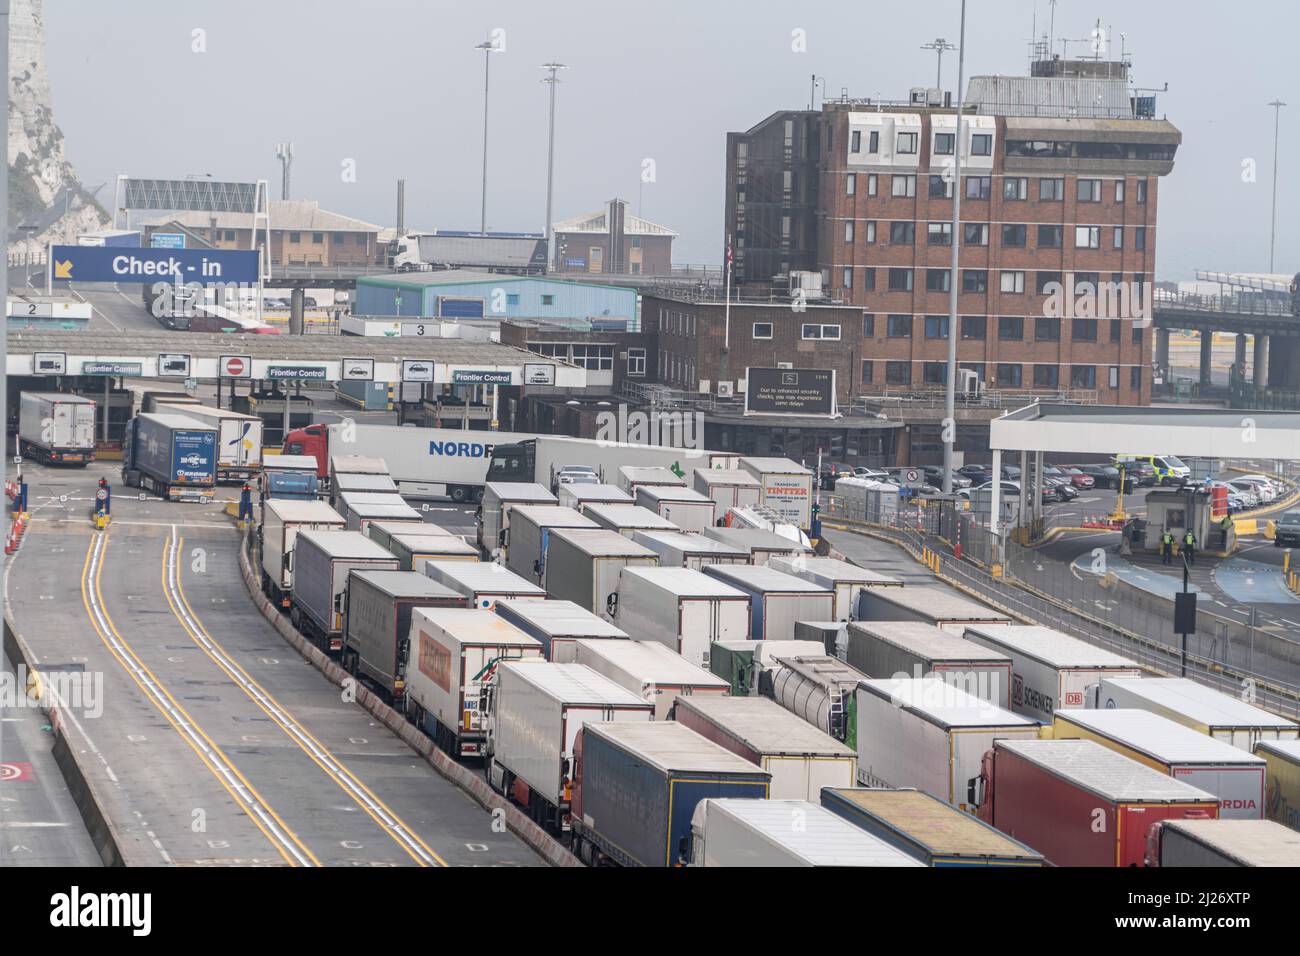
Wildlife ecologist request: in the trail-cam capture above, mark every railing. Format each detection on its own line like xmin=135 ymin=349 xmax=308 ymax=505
xmin=849 ymin=386 xmax=1100 ymax=412
xmin=1153 ymin=289 xmax=1294 ymax=317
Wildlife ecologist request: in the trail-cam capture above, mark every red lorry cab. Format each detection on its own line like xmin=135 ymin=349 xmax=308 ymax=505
xmin=282 ymin=423 xmax=330 ymax=479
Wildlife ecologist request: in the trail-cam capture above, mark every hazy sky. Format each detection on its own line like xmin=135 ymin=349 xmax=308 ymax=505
xmin=43 ymin=0 xmax=1298 ymax=277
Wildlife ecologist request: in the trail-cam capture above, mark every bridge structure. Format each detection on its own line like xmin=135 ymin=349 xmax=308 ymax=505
xmin=1151 ymin=271 xmax=1300 ymax=406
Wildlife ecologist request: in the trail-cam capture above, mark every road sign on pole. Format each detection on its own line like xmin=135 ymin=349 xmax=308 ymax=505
xmin=48 ymin=245 xmax=259 ymax=285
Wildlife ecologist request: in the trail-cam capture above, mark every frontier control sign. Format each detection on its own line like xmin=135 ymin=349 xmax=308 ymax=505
xmin=744 ymin=367 xmax=837 ymax=417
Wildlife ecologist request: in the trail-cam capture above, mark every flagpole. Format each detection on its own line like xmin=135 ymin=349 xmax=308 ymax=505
xmin=723 ymin=233 xmax=733 ymax=350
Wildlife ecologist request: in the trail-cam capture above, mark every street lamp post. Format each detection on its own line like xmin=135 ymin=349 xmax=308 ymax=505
xmin=941 ymin=2 xmax=967 ymax=495
xmin=1268 ymin=99 xmax=1286 ymax=273
xmin=476 ymin=39 xmax=499 ymax=236
xmin=541 ymin=62 xmax=567 ymax=272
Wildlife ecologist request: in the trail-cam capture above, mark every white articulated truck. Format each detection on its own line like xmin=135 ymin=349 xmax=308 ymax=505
xmin=845 ymin=620 xmax=1013 ymax=709
xmin=1088 ymin=677 xmax=1299 ymax=752
xmin=1145 ymin=819 xmax=1300 ymax=867
xmin=690 ymin=799 xmax=923 ymax=868
xmin=493 ymin=598 xmax=628 ymax=661
xmin=634 ymin=485 xmax=717 ymax=532
xmin=484 ymin=661 xmax=653 ymax=832
xmin=18 ymin=392 xmax=96 ymax=465
xmin=478 ymin=482 xmax=557 ymax=558
xmin=402 ymin=608 xmax=544 ymax=758
xmin=701 ymin=526 xmax=811 ymax=565
xmin=540 ymin=528 xmax=660 ymax=619
xmin=768 ymin=556 xmax=904 ymax=621
xmin=552 ymin=638 xmax=730 ymax=720
xmin=423 ymin=560 xmax=547 ymax=609
xmin=738 ymin=457 xmax=815 ymax=528
xmin=630 ymin=530 xmax=749 ymax=570
xmin=582 ymin=503 xmax=679 ymax=539
xmin=556 ymin=483 xmax=632 ymax=513
xmin=385 ymin=532 xmax=479 ymax=573
xmin=484 ymin=435 xmax=737 ymax=494
xmin=260 ymin=499 xmax=347 ymax=608
xmin=857 ymin=586 xmax=1012 ymax=633
xmin=962 ymin=623 xmax=1142 ymax=723
xmin=155 ymin=401 xmax=263 ymax=483
xmin=617 ymin=465 xmax=687 ymax=496
xmin=503 ymin=505 xmax=598 ymax=584
xmin=612 ymin=567 xmax=751 ymax=667
xmin=333 ymin=492 xmax=423 ymax=534
xmin=693 ymin=468 xmax=761 ymax=516
xmin=674 ymin=696 xmax=857 ymax=800
xmin=856 ymin=677 xmax=1040 ymax=809
xmin=700 ymin=564 xmax=834 ymax=641
xmin=290 ymin=530 xmax=400 ymax=653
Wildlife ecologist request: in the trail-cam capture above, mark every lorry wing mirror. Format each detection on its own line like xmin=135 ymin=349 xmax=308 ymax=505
xmin=606 ymin=592 xmax=618 ymax=617
xmin=499 ymin=529 xmax=507 ymax=547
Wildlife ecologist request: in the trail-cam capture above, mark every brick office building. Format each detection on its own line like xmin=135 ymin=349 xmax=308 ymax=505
xmin=725 ymin=58 xmax=1181 ymax=406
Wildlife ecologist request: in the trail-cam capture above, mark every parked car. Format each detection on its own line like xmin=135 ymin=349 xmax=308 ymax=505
xmin=556 ymin=466 xmax=600 ymax=486
xmin=1274 ymin=510 xmax=1300 ymax=547
xmin=1225 ymin=481 xmax=1260 ymax=508
xmin=1117 ymin=459 xmax=1157 ymax=486
xmin=957 ymin=464 xmax=991 ymax=482
xmin=854 ymin=466 xmax=891 ymax=480
xmin=1044 ymin=479 xmax=1078 ymax=502
xmin=1073 ymin=464 xmax=1135 ymax=492
xmin=1056 ymin=466 xmax=1096 ymax=490
xmin=921 ymin=466 xmax=972 ymax=489
xmin=1233 ymin=475 xmax=1279 ymax=502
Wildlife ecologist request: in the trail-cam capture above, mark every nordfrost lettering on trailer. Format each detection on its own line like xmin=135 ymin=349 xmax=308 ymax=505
xmin=428 ymin=439 xmax=497 ymax=460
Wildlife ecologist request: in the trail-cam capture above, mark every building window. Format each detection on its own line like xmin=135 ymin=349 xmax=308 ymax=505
xmin=925 ymin=269 xmax=951 ymax=292
xmin=1074 ymin=272 xmax=1099 ymax=295
xmin=1000 ymin=271 xmax=1025 ymax=294
xmin=891 ymin=174 xmax=916 ymax=197
xmin=963 ymin=223 xmax=989 ymax=246
xmin=627 ymin=347 xmax=646 ymax=376
xmin=802 ymin=323 xmax=841 ymax=340
xmin=928 ymin=175 xmax=953 ymax=199
xmin=1035 ymin=317 xmax=1061 ymax=341
xmin=887 ymin=315 xmax=912 ymax=338
xmin=1077 ymin=179 xmax=1102 ymax=202
xmin=312 ymin=232 xmax=324 ymax=243
xmin=223 ymin=229 xmax=236 ymax=241
xmin=851 ymin=130 xmax=861 ymax=153
xmin=1136 ymin=180 xmax=1148 ymax=203
xmin=1135 ymin=227 xmax=1147 ymax=251
xmin=753 ymin=322 xmax=773 ymax=339
xmin=357 ymin=233 xmax=368 ymax=245
xmin=862 ymin=313 xmax=875 ymax=337
xmin=842 ymin=266 xmax=853 ymax=289
xmin=962 ymin=270 xmax=988 ymax=293
xmin=1071 ymin=365 xmax=1097 ymax=388
xmin=1110 ymin=318 xmax=1122 ymax=343
xmin=1039 ymin=178 xmax=1065 ymax=201
xmin=885 ymin=361 xmax=910 ymax=385
xmin=861 ymin=360 xmax=874 ymax=384
xmin=1115 ymin=180 xmax=1126 ymax=203
xmin=866 ymin=174 xmax=878 ymax=196
xmin=1034 ymin=365 xmax=1059 ymax=387
xmin=1037 ymin=225 xmax=1063 ymax=248
xmin=927 ymin=222 xmax=952 ymax=245
xmin=924 ymin=315 xmax=949 ymax=339
xmin=998 ymin=316 xmax=1024 ymax=340
xmin=506 ymin=293 xmax=520 ymax=305
xmin=864 ymin=221 xmax=877 ymax=243
xmin=1036 ymin=271 xmax=1062 ymax=293
xmin=1072 ymin=318 xmax=1098 ymax=341
xmin=923 ymin=362 xmax=948 ymax=384
xmin=1003 ymin=177 xmax=1028 ymax=200
xmin=289 ymin=231 xmax=301 ymax=243
xmin=961 ymin=316 xmax=986 ymax=339
xmin=970 ymin=133 xmax=993 ymax=156
xmin=889 ymin=222 xmax=915 ymax=245
xmin=887 ymin=268 xmax=914 ymax=291
xmin=846 ymin=174 xmax=856 ymax=196
xmin=933 ymin=132 xmax=955 ymax=155
xmin=570 ymin=344 xmax=614 ymax=370
xmin=868 ymin=130 xmax=880 ymax=153
xmin=1108 ymin=366 xmax=1120 ymax=389
xmin=1132 ymin=325 xmax=1145 ymax=345
xmin=1113 ymin=227 xmax=1124 ymax=249
xmin=997 ymin=363 xmax=1023 ymax=386
xmin=965 ymin=176 xmax=992 ymax=200
xmin=844 ymin=221 xmax=855 ymax=243
xmin=862 ymin=268 xmax=876 ymax=291
xmin=1001 ymin=224 xmax=1027 ymax=247
xmin=1075 ymin=226 xmax=1101 ymax=249
xmin=541 ymin=294 xmax=555 ymax=305
xmin=1130 ymin=365 xmax=1142 ymax=390
xmin=897 ymin=132 xmax=918 ymax=154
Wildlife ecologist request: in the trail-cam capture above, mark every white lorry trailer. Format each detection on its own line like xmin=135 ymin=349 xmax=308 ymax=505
xmin=689 ymin=798 xmax=923 ymax=867
xmin=334 ymin=492 xmax=423 ymax=533
xmin=424 ymin=560 xmax=547 ymax=609
xmin=402 ymin=608 xmax=544 ymax=758
xmin=693 ymin=468 xmax=761 ymax=516
xmin=768 ymin=555 xmax=903 ymax=621
xmin=962 ymin=623 xmax=1143 ymax=722
xmin=290 ymin=530 xmax=400 ymax=652
xmin=700 ymin=564 xmax=834 ymax=641
xmin=478 ymin=482 xmax=557 ymax=558
xmin=485 ymin=661 xmax=652 ymax=832
xmin=556 ymin=483 xmax=632 ymax=512
xmin=1145 ymin=819 xmax=1300 ymax=867
xmin=260 ymin=499 xmax=346 ymax=607
xmin=551 ymin=638 xmax=730 ymax=720
xmin=493 ymin=598 xmax=628 ymax=661
xmin=634 ymin=485 xmax=717 ymax=532
xmin=540 ymin=528 xmax=659 ymax=619
xmin=738 ymin=457 xmax=815 ymax=528
xmin=483 ymin=435 xmax=737 ymax=493
xmin=503 ymin=505 xmax=598 ymax=584
xmin=617 ymin=465 xmax=687 ymax=496
xmin=701 ymin=526 xmax=811 ymax=565
xmin=674 ymin=696 xmax=857 ymax=800
xmin=582 ymin=503 xmax=679 ymax=539
xmin=1088 ymin=677 xmax=1299 ymax=752
xmin=630 ymin=530 xmax=749 ymax=570
xmin=856 ymin=677 xmax=1040 ymax=808
xmin=857 ymin=586 xmax=1012 ymax=633
xmin=18 ymin=392 xmax=96 ymax=465
xmin=612 ymin=567 xmax=750 ymax=667
xmin=845 ymin=620 xmax=1013 ymax=708
xmin=155 ymin=401 xmax=263 ymax=483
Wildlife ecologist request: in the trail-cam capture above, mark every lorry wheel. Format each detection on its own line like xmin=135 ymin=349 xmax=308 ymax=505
xmin=450 ymin=486 xmax=468 ymax=503
xmin=473 ymin=488 xmax=484 ymax=504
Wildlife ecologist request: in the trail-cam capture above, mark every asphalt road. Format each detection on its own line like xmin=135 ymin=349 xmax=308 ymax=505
xmin=7 ymin=458 xmax=539 ymax=867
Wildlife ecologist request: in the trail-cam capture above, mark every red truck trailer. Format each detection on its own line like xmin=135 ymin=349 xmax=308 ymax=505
xmin=968 ymin=739 xmax=1219 ymax=866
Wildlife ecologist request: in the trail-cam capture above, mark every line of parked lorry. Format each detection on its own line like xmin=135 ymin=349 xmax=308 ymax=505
xmin=246 ymin=445 xmax=1300 ymax=867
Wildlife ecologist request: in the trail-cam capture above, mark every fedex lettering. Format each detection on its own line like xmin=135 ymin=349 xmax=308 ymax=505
xmin=428 ymin=440 xmax=495 ymax=459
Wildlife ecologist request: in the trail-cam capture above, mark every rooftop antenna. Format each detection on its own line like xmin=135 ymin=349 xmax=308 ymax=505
xmin=920 ymin=38 xmax=957 ymax=91
xmin=275 ymin=142 xmax=293 ymax=200
xmin=1048 ymin=0 xmax=1057 ymax=56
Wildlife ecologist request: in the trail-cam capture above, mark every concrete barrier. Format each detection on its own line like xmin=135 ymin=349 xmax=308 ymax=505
xmin=234 ymin=530 xmax=582 ymax=868
xmin=3 ymin=616 xmax=137 ymax=867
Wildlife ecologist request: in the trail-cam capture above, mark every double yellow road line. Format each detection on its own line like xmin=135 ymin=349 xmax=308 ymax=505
xmin=82 ymin=528 xmax=445 ymax=867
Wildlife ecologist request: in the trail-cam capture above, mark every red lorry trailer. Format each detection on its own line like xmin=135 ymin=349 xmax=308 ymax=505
xmin=969 ymin=739 xmax=1219 ymax=866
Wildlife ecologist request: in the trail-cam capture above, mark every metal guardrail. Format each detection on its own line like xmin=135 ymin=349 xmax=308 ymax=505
xmin=1153 ymin=290 xmax=1294 ymax=317
xmin=821 ymin=492 xmax=1300 ymax=720
xmin=851 ymin=386 xmax=1100 ymax=412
